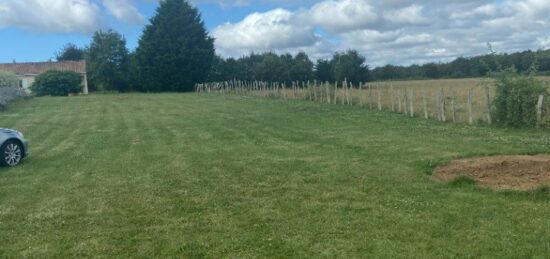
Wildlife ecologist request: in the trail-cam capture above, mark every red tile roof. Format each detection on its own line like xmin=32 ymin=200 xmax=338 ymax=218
xmin=0 ymin=61 xmax=86 ymax=75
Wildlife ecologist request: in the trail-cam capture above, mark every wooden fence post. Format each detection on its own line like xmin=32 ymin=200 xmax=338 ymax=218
xmin=423 ymin=91 xmax=428 ymax=119
xmin=537 ymin=94 xmax=544 ymax=129
xmin=397 ymin=89 xmax=402 ymax=112
xmin=390 ymin=86 xmax=395 ymax=112
xmin=346 ymin=80 xmax=351 ymax=105
xmin=316 ymin=81 xmax=320 ymax=102
xmin=440 ymin=89 xmax=446 ymax=122
xmin=402 ymin=89 xmax=408 ymax=115
xmin=409 ymin=89 xmax=414 ymax=117
xmin=309 ymin=81 xmax=313 ymax=101
xmin=334 ymin=81 xmax=338 ymax=104
xmin=341 ymin=81 xmax=346 ymax=105
xmin=468 ymin=88 xmax=474 ymax=125
xmin=377 ymin=88 xmax=382 ymax=111
xmin=326 ymin=82 xmax=331 ymax=104
xmin=436 ymin=89 xmax=441 ymax=121
xmin=451 ymin=94 xmax=456 ymax=123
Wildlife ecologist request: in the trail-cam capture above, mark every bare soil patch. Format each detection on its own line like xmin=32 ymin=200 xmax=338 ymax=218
xmin=433 ymin=155 xmax=550 ymax=191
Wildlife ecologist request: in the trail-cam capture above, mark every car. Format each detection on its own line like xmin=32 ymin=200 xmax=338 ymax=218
xmin=0 ymin=128 xmax=28 ymax=167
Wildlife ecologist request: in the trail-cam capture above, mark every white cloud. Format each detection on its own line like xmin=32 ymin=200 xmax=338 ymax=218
xmin=3 ymin=0 xmax=550 ymax=66
xmin=102 ymin=0 xmax=145 ymax=24
xmin=0 ymin=0 xmax=101 ymax=33
xmin=212 ymin=8 xmax=320 ymax=56
xmin=341 ymin=30 xmax=401 ymax=45
xmin=212 ymin=0 xmax=550 ymax=66
xmin=308 ymin=0 xmax=377 ymax=33
xmin=450 ymin=4 xmax=498 ymax=19
xmin=383 ymin=4 xmax=429 ymax=25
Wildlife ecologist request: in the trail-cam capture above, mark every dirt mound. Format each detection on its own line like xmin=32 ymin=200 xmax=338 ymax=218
xmin=433 ymin=155 xmax=550 ymax=191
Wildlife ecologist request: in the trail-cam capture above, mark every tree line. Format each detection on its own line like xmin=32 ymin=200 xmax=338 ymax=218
xmin=54 ymin=0 xmax=550 ymax=93
xmin=56 ymin=0 xmax=213 ymax=93
xmin=371 ymin=49 xmax=550 ymax=81
xmin=207 ymin=50 xmax=369 ymax=85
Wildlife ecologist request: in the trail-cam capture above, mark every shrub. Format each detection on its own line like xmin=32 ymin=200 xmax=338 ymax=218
xmin=0 ymin=71 xmax=19 ymax=88
xmin=492 ymin=67 xmax=548 ymax=128
xmin=0 ymin=87 xmax=28 ymax=110
xmin=31 ymin=71 xmax=83 ymax=96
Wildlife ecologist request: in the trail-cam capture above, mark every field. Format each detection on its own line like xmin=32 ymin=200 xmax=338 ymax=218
xmin=2 ymin=93 xmax=550 ymax=257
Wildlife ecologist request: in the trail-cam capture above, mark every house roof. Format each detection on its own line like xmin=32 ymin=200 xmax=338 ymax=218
xmin=0 ymin=60 xmax=86 ymax=75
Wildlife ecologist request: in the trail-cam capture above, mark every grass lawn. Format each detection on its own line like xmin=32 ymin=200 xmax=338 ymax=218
xmin=1 ymin=93 xmax=550 ymax=257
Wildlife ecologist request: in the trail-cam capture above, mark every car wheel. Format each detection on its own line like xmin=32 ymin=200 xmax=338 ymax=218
xmin=1 ymin=140 xmax=23 ymax=167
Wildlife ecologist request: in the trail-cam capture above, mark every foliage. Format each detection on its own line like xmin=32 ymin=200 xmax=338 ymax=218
xmin=330 ymin=50 xmax=369 ymax=84
xmin=86 ymin=30 xmax=130 ymax=92
xmin=31 ymin=71 xmax=83 ymax=96
xmin=56 ymin=43 xmax=86 ymax=61
xmin=315 ymin=59 xmax=332 ymax=82
xmin=209 ymin=50 xmax=368 ymax=85
xmin=134 ymin=0 xmax=214 ymax=92
xmin=208 ymin=52 xmax=315 ymax=84
xmin=290 ymin=52 xmax=314 ymax=82
xmin=492 ymin=67 xmax=548 ymax=127
xmin=0 ymin=71 xmax=19 ymax=88
xmin=370 ymin=48 xmax=550 ymax=81
xmin=252 ymin=52 xmax=288 ymax=82
xmin=0 ymin=87 xmax=27 ymax=110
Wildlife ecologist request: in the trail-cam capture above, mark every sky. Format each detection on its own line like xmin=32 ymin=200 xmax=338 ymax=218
xmin=1 ymin=0 xmax=550 ymax=67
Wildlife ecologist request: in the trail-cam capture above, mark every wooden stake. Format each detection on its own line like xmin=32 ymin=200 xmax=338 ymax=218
xmin=390 ymin=85 xmax=395 ymax=112
xmin=537 ymin=94 xmax=544 ymax=129
xmin=377 ymin=88 xmax=382 ymax=111
xmin=340 ymin=81 xmax=344 ymax=105
xmin=436 ymin=90 xmax=441 ymax=121
xmin=326 ymin=82 xmax=331 ymax=104
xmin=346 ymin=81 xmax=351 ymax=105
xmin=403 ymin=89 xmax=408 ymax=115
xmin=334 ymin=81 xmax=338 ymax=104
xmin=409 ymin=89 xmax=414 ymax=117
xmin=451 ymin=93 xmax=456 ymax=123
xmin=440 ymin=89 xmax=446 ymax=122
xmin=423 ymin=91 xmax=428 ymax=119
xmin=468 ymin=88 xmax=473 ymax=125
xmin=397 ymin=89 xmax=402 ymax=112
xmin=309 ymin=81 xmax=313 ymax=102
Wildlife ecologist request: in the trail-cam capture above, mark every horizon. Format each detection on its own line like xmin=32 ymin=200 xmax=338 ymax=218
xmin=1 ymin=0 xmax=549 ymax=67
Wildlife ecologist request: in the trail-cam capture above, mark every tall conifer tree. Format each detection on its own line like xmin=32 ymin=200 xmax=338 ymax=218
xmin=135 ymin=0 xmax=214 ymax=92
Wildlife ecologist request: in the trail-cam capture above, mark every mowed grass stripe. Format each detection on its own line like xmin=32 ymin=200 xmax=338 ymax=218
xmin=1 ymin=93 xmax=550 ymax=257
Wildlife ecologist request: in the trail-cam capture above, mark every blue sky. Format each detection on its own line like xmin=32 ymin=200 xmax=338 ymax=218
xmin=1 ymin=0 xmax=549 ymax=66
xmin=0 ymin=1 xmax=227 ymax=62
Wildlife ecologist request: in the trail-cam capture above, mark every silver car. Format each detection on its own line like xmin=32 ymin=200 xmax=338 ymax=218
xmin=0 ymin=128 xmax=28 ymax=167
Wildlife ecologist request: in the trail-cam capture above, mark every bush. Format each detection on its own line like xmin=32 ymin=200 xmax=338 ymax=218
xmin=0 ymin=71 xmax=19 ymax=88
xmin=31 ymin=71 xmax=83 ymax=96
xmin=0 ymin=87 xmax=28 ymax=110
xmin=492 ymin=67 xmax=548 ymax=127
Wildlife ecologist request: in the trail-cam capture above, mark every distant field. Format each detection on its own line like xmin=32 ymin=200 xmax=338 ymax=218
xmin=2 ymin=94 xmax=550 ymax=257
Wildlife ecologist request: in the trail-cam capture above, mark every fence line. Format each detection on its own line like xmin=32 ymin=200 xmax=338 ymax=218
xmin=195 ymin=80 xmax=545 ymax=127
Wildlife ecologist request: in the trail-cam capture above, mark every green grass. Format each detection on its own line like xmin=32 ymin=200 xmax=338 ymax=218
xmin=1 ymin=93 xmax=550 ymax=257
